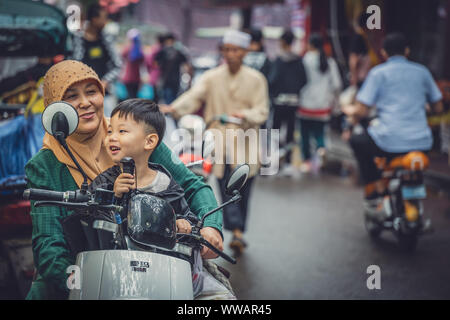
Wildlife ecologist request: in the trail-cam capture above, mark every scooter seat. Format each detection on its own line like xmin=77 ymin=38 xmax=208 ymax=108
xmin=375 ymin=151 xmax=429 ymax=171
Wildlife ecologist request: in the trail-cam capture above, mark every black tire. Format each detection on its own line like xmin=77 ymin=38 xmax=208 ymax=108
xmin=364 ymin=215 xmax=382 ymax=238
xmin=397 ymin=233 xmax=418 ymax=252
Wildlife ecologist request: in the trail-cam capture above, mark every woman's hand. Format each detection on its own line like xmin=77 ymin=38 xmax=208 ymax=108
xmin=114 ymin=173 xmax=135 ymax=198
xmin=176 ymin=219 xmax=192 ymax=234
xmin=231 ymin=112 xmax=245 ymax=119
xmin=200 ymin=227 xmax=223 ymax=259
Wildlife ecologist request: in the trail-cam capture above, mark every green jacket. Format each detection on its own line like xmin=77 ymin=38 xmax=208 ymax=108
xmin=25 ymin=143 xmax=222 ymax=300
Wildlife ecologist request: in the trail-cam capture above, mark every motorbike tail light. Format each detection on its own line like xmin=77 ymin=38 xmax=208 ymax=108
xmin=404 ymin=200 xmax=419 ymax=222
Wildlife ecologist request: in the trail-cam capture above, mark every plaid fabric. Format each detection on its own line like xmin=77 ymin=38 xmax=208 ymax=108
xmin=25 ymin=149 xmax=78 ymax=299
xmin=25 ymin=143 xmax=223 ymax=299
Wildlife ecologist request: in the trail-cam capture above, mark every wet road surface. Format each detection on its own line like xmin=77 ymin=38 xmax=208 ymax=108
xmin=214 ymin=173 xmax=450 ymax=299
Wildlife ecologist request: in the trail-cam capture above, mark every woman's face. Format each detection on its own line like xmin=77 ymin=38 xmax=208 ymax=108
xmin=62 ymin=79 xmax=104 ymax=135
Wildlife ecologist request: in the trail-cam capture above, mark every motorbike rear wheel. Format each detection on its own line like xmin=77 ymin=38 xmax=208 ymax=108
xmin=397 ymin=233 xmax=418 ymax=252
xmin=364 ymin=215 xmax=382 ymax=238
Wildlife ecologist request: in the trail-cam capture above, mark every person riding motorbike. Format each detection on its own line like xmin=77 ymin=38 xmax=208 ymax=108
xmin=88 ymin=98 xmax=235 ymax=299
xmin=160 ymin=29 xmax=269 ymax=256
xmin=24 ymin=60 xmax=224 ymax=299
xmin=342 ymin=33 xmax=443 ymax=217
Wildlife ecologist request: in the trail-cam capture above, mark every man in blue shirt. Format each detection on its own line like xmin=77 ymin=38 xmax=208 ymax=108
xmin=342 ymin=33 xmax=443 ymax=213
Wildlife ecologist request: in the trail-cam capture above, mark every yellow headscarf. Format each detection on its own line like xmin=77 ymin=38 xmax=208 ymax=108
xmin=41 ymin=60 xmax=114 ymax=187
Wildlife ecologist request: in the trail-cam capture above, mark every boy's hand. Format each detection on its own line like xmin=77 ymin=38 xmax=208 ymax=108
xmin=176 ymin=219 xmax=192 ymax=234
xmin=114 ymin=173 xmax=135 ymax=198
xmin=200 ymin=227 xmax=223 ymax=259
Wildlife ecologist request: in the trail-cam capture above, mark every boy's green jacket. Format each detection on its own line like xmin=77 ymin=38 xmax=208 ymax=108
xmin=25 ymin=143 xmax=223 ymax=300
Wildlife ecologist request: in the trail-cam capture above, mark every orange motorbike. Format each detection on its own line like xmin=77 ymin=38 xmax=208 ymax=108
xmin=364 ymin=151 xmax=433 ymax=251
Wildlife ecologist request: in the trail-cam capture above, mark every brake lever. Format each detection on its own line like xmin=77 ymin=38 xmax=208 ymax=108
xmin=176 ymin=233 xmax=236 ymax=264
xmin=34 ymin=201 xmax=89 ymax=208
xmin=34 ymin=201 xmax=123 ymax=213
xmin=199 ymin=237 xmax=236 ymax=264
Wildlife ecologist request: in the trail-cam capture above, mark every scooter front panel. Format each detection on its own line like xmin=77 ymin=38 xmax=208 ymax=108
xmin=69 ymin=250 xmax=193 ymax=300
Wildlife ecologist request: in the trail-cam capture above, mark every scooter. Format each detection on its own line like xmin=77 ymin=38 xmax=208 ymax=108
xmin=24 ymin=101 xmax=249 ymax=299
xmin=363 ymin=152 xmax=434 ymax=252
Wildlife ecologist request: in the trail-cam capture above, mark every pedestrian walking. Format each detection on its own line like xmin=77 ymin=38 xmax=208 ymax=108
xmin=243 ymin=28 xmax=271 ymax=80
xmin=120 ymin=28 xmax=144 ymax=100
xmin=160 ymin=29 xmax=269 ymax=256
xmin=155 ymin=33 xmax=188 ymax=104
xmin=298 ymin=33 xmax=342 ymax=173
xmin=268 ymin=29 xmax=307 ymax=176
xmin=70 ymin=4 xmax=122 ymax=90
xmin=145 ymin=33 xmax=165 ymax=103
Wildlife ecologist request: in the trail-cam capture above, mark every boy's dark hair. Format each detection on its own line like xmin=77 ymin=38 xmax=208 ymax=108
xmin=87 ymin=3 xmax=105 ymax=21
xmin=383 ymin=32 xmax=408 ymax=57
xmin=281 ymin=29 xmax=295 ymax=46
xmin=111 ymin=99 xmax=166 ymax=147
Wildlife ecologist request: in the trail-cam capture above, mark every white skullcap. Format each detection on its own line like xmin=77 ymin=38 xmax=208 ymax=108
xmin=222 ymin=29 xmax=251 ymax=49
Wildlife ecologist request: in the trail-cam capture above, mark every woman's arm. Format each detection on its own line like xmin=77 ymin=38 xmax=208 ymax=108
xmin=25 ymin=152 xmax=77 ymax=295
xmin=150 ymin=143 xmax=224 ymax=259
xmin=150 ymin=142 xmax=222 ymax=229
xmin=149 ymin=143 xmax=223 ymax=236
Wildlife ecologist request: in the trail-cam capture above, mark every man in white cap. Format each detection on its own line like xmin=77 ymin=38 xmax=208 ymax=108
xmin=161 ymin=29 xmax=269 ymax=256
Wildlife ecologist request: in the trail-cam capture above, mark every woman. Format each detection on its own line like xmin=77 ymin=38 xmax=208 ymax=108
xmin=120 ymin=28 xmax=144 ymax=100
xmin=298 ymin=34 xmax=342 ymax=173
xmin=25 ymin=60 xmax=223 ymax=299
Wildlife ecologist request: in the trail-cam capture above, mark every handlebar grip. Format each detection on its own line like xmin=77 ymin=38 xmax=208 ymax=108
xmin=24 ymin=189 xmax=72 ymax=201
xmin=24 ymin=188 xmax=90 ymax=202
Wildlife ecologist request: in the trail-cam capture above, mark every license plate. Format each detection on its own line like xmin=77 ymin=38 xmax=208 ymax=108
xmin=402 ymin=185 xmax=427 ymax=199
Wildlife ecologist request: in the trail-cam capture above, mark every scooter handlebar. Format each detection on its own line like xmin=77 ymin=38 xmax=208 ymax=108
xmin=24 ymin=188 xmax=90 ymax=202
xmin=176 ymin=233 xmax=236 ymax=264
xmin=199 ymin=237 xmax=237 ymax=264
xmin=205 ymin=115 xmax=243 ymax=129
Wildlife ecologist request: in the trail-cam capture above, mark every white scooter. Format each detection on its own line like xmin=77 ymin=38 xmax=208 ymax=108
xmin=24 ymin=102 xmax=249 ymax=299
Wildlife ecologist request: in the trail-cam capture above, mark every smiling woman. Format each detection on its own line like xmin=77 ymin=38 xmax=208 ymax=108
xmin=24 ymin=60 xmax=225 ymax=300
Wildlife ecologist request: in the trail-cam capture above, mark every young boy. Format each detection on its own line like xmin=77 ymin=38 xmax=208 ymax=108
xmin=90 ymin=98 xmax=194 ymax=233
xmin=89 ymin=98 xmax=236 ymax=299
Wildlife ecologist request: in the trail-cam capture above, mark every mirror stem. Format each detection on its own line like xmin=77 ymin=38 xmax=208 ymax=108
xmin=56 ymin=132 xmax=89 ymax=192
xmin=198 ymin=191 xmax=241 ymax=228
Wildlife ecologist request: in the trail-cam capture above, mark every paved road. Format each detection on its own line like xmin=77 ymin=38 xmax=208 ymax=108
xmin=214 ymin=173 xmax=450 ymax=300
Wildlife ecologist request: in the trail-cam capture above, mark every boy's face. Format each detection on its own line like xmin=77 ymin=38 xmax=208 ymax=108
xmin=106 ymin=113 xmax=158 ymax=163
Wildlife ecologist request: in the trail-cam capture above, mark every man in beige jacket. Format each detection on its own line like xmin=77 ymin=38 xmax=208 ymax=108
xmin=161 ymin=29 xmax=269 ymax=255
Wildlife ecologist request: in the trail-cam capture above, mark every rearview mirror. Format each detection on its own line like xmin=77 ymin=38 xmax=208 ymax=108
xmin=225 ymin=164 xmax=250 ymax=196
xmin=42 ymin=101 xmax=78 ymax=138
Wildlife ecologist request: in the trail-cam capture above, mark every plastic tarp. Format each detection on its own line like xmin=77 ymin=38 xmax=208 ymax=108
xmin=0 ymin=114 xmax=44 ymax=185
xmin=0 ymin=0 xmax=68 ymax=57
